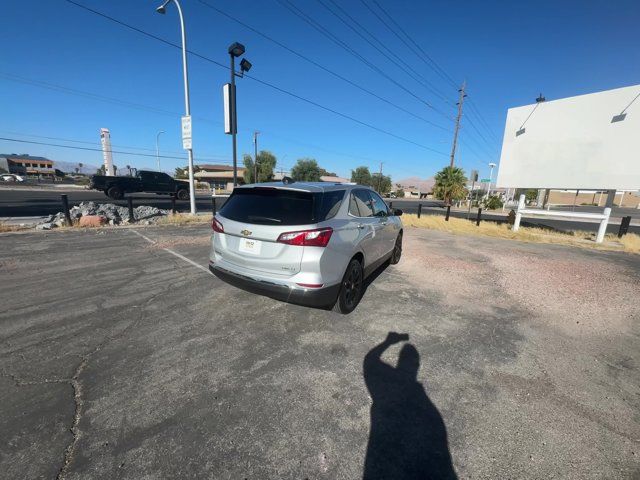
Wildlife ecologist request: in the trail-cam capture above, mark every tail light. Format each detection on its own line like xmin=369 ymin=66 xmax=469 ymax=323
xmin=277 ymin=227 xmax=333 ymax=247
xmin=211 ymin=217 xmax=224 ymax=233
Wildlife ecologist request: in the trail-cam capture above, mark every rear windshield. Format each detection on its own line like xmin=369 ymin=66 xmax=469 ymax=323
xmin=219 ymin=187 xmax=345 ymax=225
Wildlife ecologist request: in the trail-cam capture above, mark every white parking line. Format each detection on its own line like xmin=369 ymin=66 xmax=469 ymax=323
xmin=131 ymin=229 xmax=213 ymax=276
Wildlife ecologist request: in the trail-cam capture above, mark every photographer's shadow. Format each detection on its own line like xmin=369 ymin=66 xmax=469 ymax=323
xmin=363 ymin=332 xmax=457 ymax=480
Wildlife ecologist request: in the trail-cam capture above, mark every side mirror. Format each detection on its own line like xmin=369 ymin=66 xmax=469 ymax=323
xmin=393 ymin=208 xmax=403 ymax=216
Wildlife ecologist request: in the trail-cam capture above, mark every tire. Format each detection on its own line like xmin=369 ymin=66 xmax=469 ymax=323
xmin=107 ymin=186 xmax=123 ymax=200
xmin=334 ymin=257 xmax=364 ymax=314
xmin=176 ymin=189 xmax=189 ymax=201
xmin=390 ymin=232 xmax=403 ymax=264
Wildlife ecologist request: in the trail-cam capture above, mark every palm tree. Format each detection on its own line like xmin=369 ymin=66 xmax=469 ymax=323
xmin=433 ymin=166 xmax=467 ymax=205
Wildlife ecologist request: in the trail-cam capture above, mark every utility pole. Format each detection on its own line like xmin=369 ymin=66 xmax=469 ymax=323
xmin=377 ymin=162 xmax=383 ymax=193
xmin=253 ymin=131 xmax=260 ymax=183
xmin=449 ymin=81 xmax=467 ymax=169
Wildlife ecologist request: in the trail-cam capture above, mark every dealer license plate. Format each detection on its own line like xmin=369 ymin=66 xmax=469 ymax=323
xmin=239 ymin=237 xmax=262 ymax=255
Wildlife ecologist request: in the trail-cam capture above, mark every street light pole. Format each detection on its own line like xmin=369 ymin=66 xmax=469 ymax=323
xmin=227 ymin=42 xmax=252 ymax=188
xmin=253 ymin=131 xmax=259 ymax=183
xmin=230 ymin=54 xmax=238 ymax=187
xmin=156 ymin=0 xmax=196 ymax=215
xmin=488 ymin=162 xmax=497 ymax=196
xmin=155 ymin=130 xmax=165 ymax=171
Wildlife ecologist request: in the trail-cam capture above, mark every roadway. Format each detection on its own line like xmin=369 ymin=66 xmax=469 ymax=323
xmin=0 ymin=187 xmax=638 ymax=234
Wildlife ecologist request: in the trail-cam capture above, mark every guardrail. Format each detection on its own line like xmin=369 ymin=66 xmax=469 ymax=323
xmin=513 ymin=194 xmax=611 ymax=243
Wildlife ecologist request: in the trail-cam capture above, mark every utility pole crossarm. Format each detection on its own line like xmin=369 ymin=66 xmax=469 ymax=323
xmin=449 ymin=81 xmax=466 ymax=169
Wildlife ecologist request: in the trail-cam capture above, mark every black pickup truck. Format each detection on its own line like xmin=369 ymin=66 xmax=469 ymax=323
xmin=89 ymin=170 xmax=190 ymax=200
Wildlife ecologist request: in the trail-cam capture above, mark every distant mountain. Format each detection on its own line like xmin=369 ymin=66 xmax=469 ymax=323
xmin=54 ymin=161 xmax=100 ymax=175
xmin=396 ymin=176 xmax=435 ymax=192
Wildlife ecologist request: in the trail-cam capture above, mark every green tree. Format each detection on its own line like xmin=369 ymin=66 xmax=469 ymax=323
xmin=395 ymin=187 xmax=405 ymax=198
xmin=433 ymin=166 xmax=467 ymax=204
xmin=175 ymin=167 xmax=188 ymax=179
xmin=351 ymin=166 xmax=372 ymax=186
xmin=371 ymin=173 xmax=392 ymax=194
xmin=243 ymin=150 xmax=277 ymax=183
xmin=96 ymin=165 xmax=106 ymax=175
xmin=291 ymin=158 xmax=321 ymax=182
xmin=319 ymin=168 xmax=337 ymax=177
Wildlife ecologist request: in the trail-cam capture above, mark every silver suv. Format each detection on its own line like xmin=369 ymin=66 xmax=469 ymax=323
xmin=208 ymin=181 xmax=403 ymax=313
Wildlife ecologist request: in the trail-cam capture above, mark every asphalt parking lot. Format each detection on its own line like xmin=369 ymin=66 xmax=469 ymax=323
xmin=1 ymin=225 xmax=639 ymax=479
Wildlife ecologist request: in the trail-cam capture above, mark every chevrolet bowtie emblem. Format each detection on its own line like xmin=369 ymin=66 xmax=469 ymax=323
xmin=240 ymin=229 xmax=252 ymax=236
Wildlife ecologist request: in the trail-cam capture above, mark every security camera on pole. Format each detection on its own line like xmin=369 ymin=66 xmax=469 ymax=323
xmin=223 ymin=42 xmax=252 ymax=188
xmin=155 ymin=0 xmax=196 ymax=215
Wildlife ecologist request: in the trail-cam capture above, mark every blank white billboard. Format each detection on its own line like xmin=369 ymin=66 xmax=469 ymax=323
xmin=497 ymin=84 xmax=640 ymax=190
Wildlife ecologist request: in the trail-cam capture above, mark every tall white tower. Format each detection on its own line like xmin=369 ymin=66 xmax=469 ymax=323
xmin=100 ymin=128 xmax=115 ymax=176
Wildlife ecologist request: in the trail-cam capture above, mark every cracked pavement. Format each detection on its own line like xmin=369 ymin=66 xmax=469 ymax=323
xmin=0 ymin=225 xmax=638 ymax=479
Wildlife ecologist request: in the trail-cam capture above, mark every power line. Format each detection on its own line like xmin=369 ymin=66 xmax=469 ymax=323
xmin=368 ymin=0 xmax=459 ymax=89
xmin=0 ymin=136 xmax=236 ymax=165
xmin=245 ymin=73 xmax=447 ymax=154
xmin=460 ymin=128 xmax=497 ymax=160
xmin=63 ymin=0 xmax=448 ymax=154
xmin=464 ymin=114 xmax=498 ymax=154
xmin=316 ymin=0 xmax=454 ymax=111
xmin=466 ymin=98 xmax=501 ymax=143
xmin=274 ymin=0 xmax=443 ymax=113
xmin=0 ymin=130 xmax=231 ymax=162
xmin=0 ymin=72 xmax=189 ymax=119
xmin=195 ymin=0 xmax=450 ymax=131
xmin=2 ymin=72 xmax=430 ymax=169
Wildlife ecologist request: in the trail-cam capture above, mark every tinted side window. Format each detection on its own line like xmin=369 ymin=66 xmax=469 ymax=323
xmin=349 ymin=193 xmax=361 ymax=216
xmin=317 ymin=190 xmax=345 ymax=221
xmin=352 ymin=190 xmax=374 ymax=217
xmin=370 ymin=192 xmax=389 ymax=217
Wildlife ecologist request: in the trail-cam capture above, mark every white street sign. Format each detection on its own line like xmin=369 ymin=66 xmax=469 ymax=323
xmin=181 ymin=115 xmax=192 ymax=150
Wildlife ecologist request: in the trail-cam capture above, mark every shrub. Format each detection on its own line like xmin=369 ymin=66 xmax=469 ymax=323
xmin=482 ymin=195 xmax=504 ymax=210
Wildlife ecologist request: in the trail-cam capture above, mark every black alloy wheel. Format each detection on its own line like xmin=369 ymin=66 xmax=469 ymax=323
xmin=390 ymin=232 xmax=402 ymax=264
xmin=335 ymin=258 xmax=364 ymax=314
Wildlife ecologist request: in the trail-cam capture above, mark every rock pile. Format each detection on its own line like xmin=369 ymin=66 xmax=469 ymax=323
xmin=37 ymin=201 xmax=169 ymax=229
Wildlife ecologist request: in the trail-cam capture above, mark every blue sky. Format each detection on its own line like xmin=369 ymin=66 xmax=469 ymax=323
xmin=2 ymin=0 xmax=639 ymax=182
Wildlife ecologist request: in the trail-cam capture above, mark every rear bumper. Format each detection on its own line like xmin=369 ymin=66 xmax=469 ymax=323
xmin=209 ymin=263 xmax=340 ymax=309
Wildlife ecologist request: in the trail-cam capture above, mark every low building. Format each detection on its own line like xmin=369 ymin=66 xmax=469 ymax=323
xmin=0 ymin=154 xmax=55 ymax=177
xmin=396 ymin=176 xmax=435 ymax=198
xmin=320 ymin=175 xmax=350 ymax=183
xmin=193 ymin=164 xmax=246 ymax=192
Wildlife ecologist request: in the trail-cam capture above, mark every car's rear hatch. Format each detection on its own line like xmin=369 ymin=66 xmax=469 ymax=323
xmin=214 ymin=187 xmax=319 ymax=277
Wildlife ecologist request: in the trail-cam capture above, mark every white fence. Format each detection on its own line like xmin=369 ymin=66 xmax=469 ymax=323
xmin=513 ymin=194 xmax=611 ymax=243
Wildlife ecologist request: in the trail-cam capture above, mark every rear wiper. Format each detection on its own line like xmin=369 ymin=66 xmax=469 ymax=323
xmin=247 ymin=215 xmax=282 ymax=223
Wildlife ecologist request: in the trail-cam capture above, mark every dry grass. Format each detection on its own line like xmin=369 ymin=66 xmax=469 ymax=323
xmin=155 ymin=213 xmax=212 ymax=226
xmin=403 ymin=214 xmax=640 ymax=254
xmin=619 ymin=233 xmax=640 ymax=253
xmin=0 ymin=222 xmax=28 ymax=233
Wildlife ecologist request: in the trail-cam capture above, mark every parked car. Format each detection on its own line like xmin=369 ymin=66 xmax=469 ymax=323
xmin=1 ymin=174 xmax=24 ymax=182
xmin=88 ymin=169 xmax=189 ymax=200
xmin=209 ymin=181 xmax=403 ymax=313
